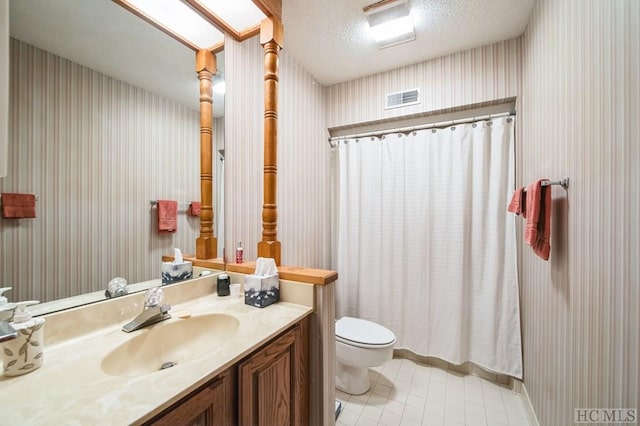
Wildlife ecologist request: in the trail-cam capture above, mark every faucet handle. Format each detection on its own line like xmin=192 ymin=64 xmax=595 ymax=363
xmin=144 ymin=287 xmax=164 ymax=308
xmin=105 ymin=277 xmax=128 ymax=298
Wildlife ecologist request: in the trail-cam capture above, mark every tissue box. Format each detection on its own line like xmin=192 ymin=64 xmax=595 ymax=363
xmin=161 ymin=261 xmax=193 ymax=284
xmin=244 ymin=274 xmax=280 ymax=308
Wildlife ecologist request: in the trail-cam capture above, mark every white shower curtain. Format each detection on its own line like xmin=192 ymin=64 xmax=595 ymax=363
xmin=332 ymin=116 xmax=522 ymax=378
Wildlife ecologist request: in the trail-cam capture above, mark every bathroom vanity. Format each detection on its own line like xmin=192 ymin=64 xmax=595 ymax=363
xmin=0 ymin=274 xmax=313 ymax=425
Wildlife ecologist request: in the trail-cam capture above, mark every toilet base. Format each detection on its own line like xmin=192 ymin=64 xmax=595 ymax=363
xmin=335 ymin=362 xmax=371 ymax=395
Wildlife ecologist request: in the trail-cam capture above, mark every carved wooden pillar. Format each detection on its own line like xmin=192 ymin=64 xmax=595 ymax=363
xmin=195 ymin=49 xmax=217 ymax=259
xmin=257 ymin=17 xmax=284 ymax=266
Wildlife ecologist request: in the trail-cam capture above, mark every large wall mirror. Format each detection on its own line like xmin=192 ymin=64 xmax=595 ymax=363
xmin=0 ymin=0 xmax=225 ymax=309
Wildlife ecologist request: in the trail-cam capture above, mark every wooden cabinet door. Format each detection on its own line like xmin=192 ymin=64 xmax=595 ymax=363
xmin=148 ymin=367 xmax=237 ymax=426
xmin=238 ymin=319 xmax=309 ymax=426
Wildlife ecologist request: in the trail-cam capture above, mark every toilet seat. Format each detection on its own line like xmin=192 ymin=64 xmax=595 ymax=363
xmin=336 ymin=317 xmax=396 ymax=349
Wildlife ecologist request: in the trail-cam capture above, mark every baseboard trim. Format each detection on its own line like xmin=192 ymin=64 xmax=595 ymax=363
xmin=515 ymin=380 xmax=540 ymax=426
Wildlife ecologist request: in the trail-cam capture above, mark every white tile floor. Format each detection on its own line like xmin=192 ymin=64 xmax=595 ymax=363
xmin=336 ymin=357 xmax=531 ymax=426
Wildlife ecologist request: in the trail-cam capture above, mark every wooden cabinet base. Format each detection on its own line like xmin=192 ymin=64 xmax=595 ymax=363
xmin=239 ymin=318 xmax=309 ymax=425
xmin=148 ymin=367 xmax=236 ymax=426
xmin=145 ymin=317 xmax=309 ymax=426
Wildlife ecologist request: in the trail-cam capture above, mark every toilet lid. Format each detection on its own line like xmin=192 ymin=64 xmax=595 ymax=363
xmin=336 ymin=317 xmax=396 ymax=346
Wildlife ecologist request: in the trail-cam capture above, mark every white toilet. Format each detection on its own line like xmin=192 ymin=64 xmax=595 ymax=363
xmin=335 ymin=316 xmax=396 ymax=395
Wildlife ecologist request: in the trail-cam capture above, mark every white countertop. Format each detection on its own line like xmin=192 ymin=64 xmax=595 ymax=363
xmin=0 ymin=285 xmax=313 ymax=425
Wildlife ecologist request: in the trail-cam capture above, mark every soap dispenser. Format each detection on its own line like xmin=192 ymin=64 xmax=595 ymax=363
xmin=1 ymin=300 xmax=45 ymax=376
xmin=0 ymin=287 xmax=16 ymax=322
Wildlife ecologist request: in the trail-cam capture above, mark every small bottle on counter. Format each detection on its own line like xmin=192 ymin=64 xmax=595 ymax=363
xmin=236 ymin=241 xmax=243 ymax=264
xmin=1 ymin=301 xmax=45 ymax=376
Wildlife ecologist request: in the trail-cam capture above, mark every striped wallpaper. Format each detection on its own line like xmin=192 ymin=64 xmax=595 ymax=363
xmin=223 ymin=36 xmax=263 ymax=265
xmin=0 ymin=1 xmax=7 ymax=178
xmin=0 ymin=39 xmax=201 ymax=303
xmin=214 ymin=115 xmax=224 ymax=257
xmin=519 ymin=0 xmax=639 ymax=425
xmin=325 ymin=38 xmax=521 ymax=130
xmin=224 ymin=35 xmax=329 ymax=268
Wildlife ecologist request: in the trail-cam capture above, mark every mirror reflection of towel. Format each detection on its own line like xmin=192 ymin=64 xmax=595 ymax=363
xmin=1 ymin=193 xmax=36 ymax=219
xmin=157 ymin=200 xmax=177 ymax=233
xmin=187 ymin=202 xmax=201 ymax=217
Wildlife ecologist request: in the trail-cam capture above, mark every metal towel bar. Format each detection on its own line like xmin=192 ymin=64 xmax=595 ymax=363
xmin=541 ymin=178 xmax=569 ymax=188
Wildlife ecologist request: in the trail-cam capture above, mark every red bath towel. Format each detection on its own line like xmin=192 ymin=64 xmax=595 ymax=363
xmin=1 ymin=193 xmax=36 ymax=219
xmin=524 ymin=180 xmax=552 ymax=260
xmin=187 ymin=202 xmax=201 ymax=217
xmin=157 ymin=200 xmax=177 ymax=233
xmin=507 ymin=187 xmax=526 ymax=215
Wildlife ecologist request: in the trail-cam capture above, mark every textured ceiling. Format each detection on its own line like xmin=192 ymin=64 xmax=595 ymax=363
xmin=9 ymin=0 xmax=535 ymax=113
xmin=283 ymin=0 xmax=536 ymax=85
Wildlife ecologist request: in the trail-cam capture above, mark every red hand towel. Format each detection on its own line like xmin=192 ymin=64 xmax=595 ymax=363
xmin=507 ymin=187 xmax=526 ymax=215
xmin=1 ymin=193 xmax=36 ymax=219
xmin=187 ymin=202 xmax=201 ymax=217
xmin=524 ymin=180 xmax=552 ymax=260
xmin=157 ymin=200 xmax=177 ymax=233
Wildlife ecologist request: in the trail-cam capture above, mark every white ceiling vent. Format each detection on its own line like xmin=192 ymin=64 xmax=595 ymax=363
xmin=385 ymin=88 xmax=420 ymax=110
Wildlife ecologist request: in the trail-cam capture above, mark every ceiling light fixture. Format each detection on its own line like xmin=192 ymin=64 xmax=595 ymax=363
xmin=114 ymin=0 xmax=272 ymax=51
xmin=184 ymin=0 xmax=266 ymax=40
xmin=114 ymin=0 xmax=224 ymax=51
xmin=364 ymin=0 xmax=415 ymax=49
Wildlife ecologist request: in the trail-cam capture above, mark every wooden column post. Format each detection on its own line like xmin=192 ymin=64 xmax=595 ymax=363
xmin=257 ymin=17 xmax=284 ymax=266
xmin=195 ymin=49 xmax=217 ymax=260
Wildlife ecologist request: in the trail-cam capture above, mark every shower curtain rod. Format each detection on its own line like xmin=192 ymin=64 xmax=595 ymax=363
xmin=328 ymin=112 xmax=514 ymax=144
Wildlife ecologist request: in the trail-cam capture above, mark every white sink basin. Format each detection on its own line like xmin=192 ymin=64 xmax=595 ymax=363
xmin=101 ymin=313 xmax=239 ymax=377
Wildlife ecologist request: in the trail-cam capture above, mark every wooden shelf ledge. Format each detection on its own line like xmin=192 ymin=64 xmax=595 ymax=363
xmin=226 ymin=262 xmax=338 ymax=286
xmin=161 ymin=255 xmax=338 ymax=286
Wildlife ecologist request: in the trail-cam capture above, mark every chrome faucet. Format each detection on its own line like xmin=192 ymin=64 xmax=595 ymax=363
xmin=122 ymin=287 xmax=171 ymax=333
